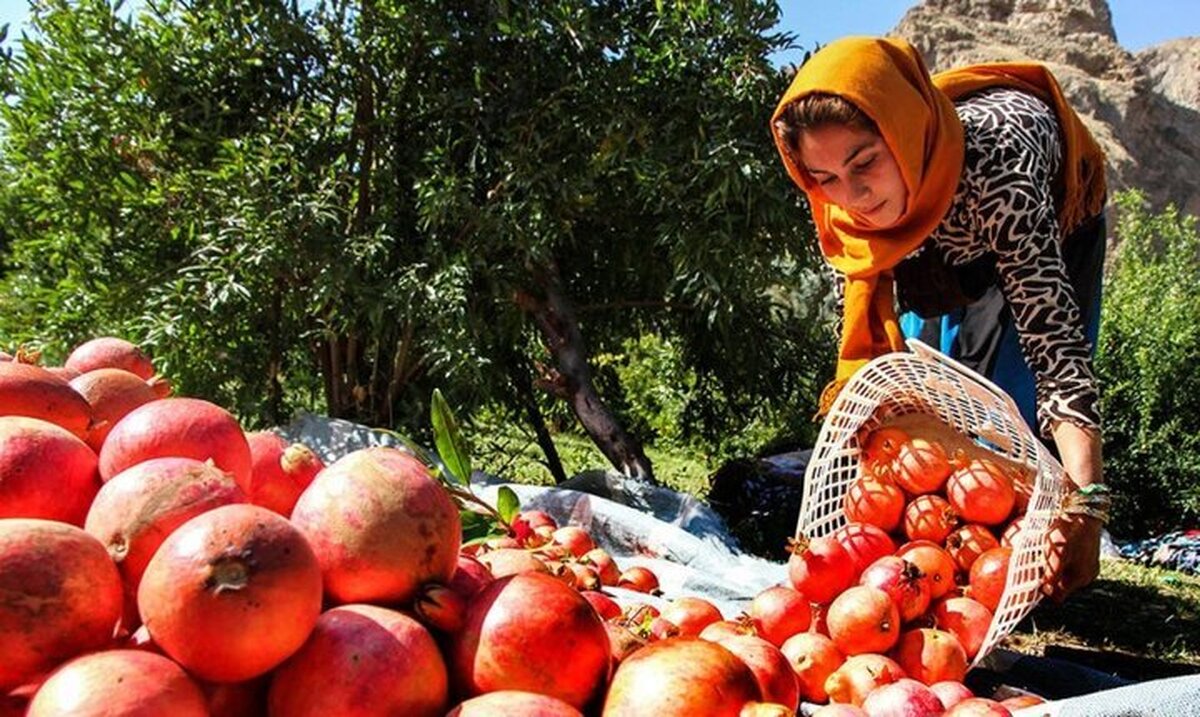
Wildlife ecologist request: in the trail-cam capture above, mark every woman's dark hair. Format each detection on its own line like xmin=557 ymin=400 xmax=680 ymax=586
xmin=774 ymin=93 xmax=879 ymax=152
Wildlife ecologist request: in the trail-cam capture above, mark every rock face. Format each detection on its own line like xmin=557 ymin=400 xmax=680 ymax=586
xmin=894 ymin=0 xmax=1200 ymax=219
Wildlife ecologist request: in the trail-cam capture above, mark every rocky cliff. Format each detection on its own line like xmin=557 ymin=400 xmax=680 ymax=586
xmin=893 ymin=0 xmax=1200 ymax=219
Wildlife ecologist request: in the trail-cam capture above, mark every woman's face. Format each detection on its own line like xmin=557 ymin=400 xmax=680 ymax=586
xmin=798 ymin=123 xmax=908 ymax=228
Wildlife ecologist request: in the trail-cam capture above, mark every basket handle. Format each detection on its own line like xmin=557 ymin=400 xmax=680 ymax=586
xmin=905 ymin=338 xmax=1026 ymax=423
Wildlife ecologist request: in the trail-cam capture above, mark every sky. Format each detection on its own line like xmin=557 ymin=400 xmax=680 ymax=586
xmin=0 ymin=0 xmax=1196 ymax=58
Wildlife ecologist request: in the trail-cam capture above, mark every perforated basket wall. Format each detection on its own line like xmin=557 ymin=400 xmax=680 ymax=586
xmin=795 ymin=339 xmax=1067 ymax=666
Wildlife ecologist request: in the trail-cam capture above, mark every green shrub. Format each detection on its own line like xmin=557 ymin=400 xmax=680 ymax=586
xmin=1097 ymin=191 xmax=1200 ymax=537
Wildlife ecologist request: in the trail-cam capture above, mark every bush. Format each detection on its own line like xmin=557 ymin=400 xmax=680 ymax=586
xmin=1097 ymin=191 xmax=1200 ymax=537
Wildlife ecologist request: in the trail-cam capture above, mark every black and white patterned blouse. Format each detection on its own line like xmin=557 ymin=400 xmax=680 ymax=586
xmin=831 ymin=88 xmax=1102 ymax=436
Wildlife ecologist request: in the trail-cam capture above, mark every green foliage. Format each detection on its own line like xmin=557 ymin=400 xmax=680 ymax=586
xmin=1097 ymin=191 xmax=1200 ymax=536
xmin=0 ymin=0 xmax=827 ymax=471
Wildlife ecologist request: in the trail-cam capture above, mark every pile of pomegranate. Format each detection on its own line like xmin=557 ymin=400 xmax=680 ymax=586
xmin=0 ymin=338 xmax=1045 ymax=716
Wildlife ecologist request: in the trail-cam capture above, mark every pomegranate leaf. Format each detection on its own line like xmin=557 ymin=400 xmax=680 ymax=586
xmin=431 ymin=388 xmax=471 ymax=485
xmin=496 ymin=486 xmax=520 ymax=524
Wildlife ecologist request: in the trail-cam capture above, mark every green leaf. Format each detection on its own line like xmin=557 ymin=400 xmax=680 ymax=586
xmin=431 ymin=388 xmax=471 ymax=485
xmin=496 ymin=486 xmax=520 ymax=524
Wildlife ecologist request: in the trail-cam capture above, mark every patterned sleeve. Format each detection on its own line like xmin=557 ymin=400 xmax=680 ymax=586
xmin=969 ymin=91 xmax=1101 ymax=436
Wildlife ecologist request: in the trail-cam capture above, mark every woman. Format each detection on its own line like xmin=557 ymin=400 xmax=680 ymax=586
xmin=770 ymin=36 xmax=1109 ymax=601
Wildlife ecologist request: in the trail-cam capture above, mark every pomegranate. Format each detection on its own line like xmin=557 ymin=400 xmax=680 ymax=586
xmin=892 ymin=628 xmax=968 ymax=685
xmin=552 ymin=526 xmax=596 ymax=557
xmin=896 ymin=541 xmax=957 ymax=600
xmin=811 ymin=706 xmax=869 ymax=717
xmin=968 ymin=548 xmax=1012 ymax=612
xmin=833 ymin=522 xmax=896 ymax=579
xmin=0 ymin=520 xmax=123 ymax=691
xmin=903 ymin=495 xmax=958 ymax=544
xmin=64 ymin=337 xmax=155 ymax=380
xmin=827 ymin=586 xmax=901 ymax=655
xmin=607 ymin=623 xmax=648 ymax=667
xmin=0 ymin=362 xmax=93 ymax=440
xmin=582 ymin=547 xmax=621 ymax=586
xmin=26 ymin=650 xmax=207 ymax=716
xmin=931 ymin=598 xmax=993 ymax=660
xmin=449 ymin=554 xmax=494 ymax=599
xmin=788 ymin=534 xmax=855 ymax=604
xmin=717 ymin=635 xmax=800 ymax=708
xmin=945 ymin=525 xmax=1000 ymax=573
xmin=0 ymin=416 xmax=99 ymax=525
xmin=512 ymin=510 xmax=557 ymax=546
xmin=662 ymin=597 xmax=724 ymax=637
xmin=861 ymin=427 xmax=909 ymax=466
xmin=69 ymin=368 xmax=167 ymax=451
xmin=290 ymin=447 xmax=460 ymax=604
xmin=567 ymin=562 xmax=602 ymax=591
xmin=749 ymin=586 xmax=812 ymax=646
xmin=893 ymin=438 xmax=952 ymax=494
xmin=450 ymin=573 xmax=609 ymax=709
xmin=98 ymin=398 xmax=251 ymax=488
xmin=84 ymin=457 xmax=245 ymax=593
xmin=945 ymin=460 xmax=1015 ymax=526
xmin=478 ymin=548 xmax=549 ymax=578
xmin=581 ymin=590 xmax=623 ymax=621
xmin=999 ymin=518 xmax=1026 ymax=549
xmin=999 ymin=694 xmax=1045 ymax=709
xmin=448 ymin=691 xmax=584 ymax=716
xmin=930 ymin=681 xmax=975 ymax=710
xmin=618 ymin=566 xmax=660 ymax=593
xmin=700 ymin=619 xmax=757 ymax=642
xmin=861 ymin=677 xmax=946 ymax=716
xmin=859 ymin=556 xmax=932 ymax=623
xmin=844 ymin=476 xmax=905 ymax=532
xmin=602 ymin=638 xmax=762 ymax=716
xmin=650 ymin=616 xmax=681 ymax=641
xmin=780 ymin=632 xmax=844 ymax=703
xmin=200 ymin=677 xmax=268 ymax=717
xmin=243 ymin=431 xmax=324 ymax=516
xmin=138 ymin=504 xmax=323 ymax=682
xmin=414 ymin=583 xmax=466 ymax=632
xmin=824 ymin=654 xmax=905 ymax=707
xmin=944 ymin=698 xmax=1013 ymax=716
xmin=268 ymin=604 xmax=448 ymax=717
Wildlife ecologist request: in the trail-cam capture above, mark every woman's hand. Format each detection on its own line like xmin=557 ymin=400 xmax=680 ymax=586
xmin=1043 ymin=420 xmax=1105 ymax=601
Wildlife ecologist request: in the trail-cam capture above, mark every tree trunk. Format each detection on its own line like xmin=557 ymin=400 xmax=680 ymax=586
xmin=518 ymin=264 xmax=656 ymax=482
xmin=505 ymin=353 xmax=568 ymax=484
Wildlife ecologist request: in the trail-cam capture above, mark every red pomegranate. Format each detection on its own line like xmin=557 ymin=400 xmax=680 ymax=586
xmin=824 ymin=653 xmax=905 ymax=707
xmin=859 ymin=556 xmax=932 ymax=623
xmin=944 ymin=698 xmax=1013 ymax=716
xmin=512 ymin=510 xmax=557 ymax=546
xmin=780 ymin=632 xmax=844 ymax=703
xmin=448 ymin=691 xmax=584 ymax=717
xmin=945 ymin=460 xmax=1015 ymax=526
xmin=788 ymin=534 xmax=855 ymax=604
xmin=662 ymin=597 xmax=724 ymax=637
xmin=618 ymin=566 xmax=660 ymax=593
xmin=999 ymin=518 xmax=1026 ymax=549
xmin=551 ymin=526 xmax=595 ymax=557
xmin=0 ymin=362 xmax=93 ymax=440
xmin=268 ymin=604 xmax=448 ymax=717
xmin=414 ymin=584 xmax=467 ymax=633
xmin=602 ymin=638 xmax=762 ymax=716
xmin=945 ymin=525 xmax=1001 ymax=573
xmin=448 ymin=554 xmax=494 ymax=599
xmin=200 ymin=677 xmax=269 ymax=717
xmin=581 ymin=590 xmax=622 ymax=621
xmin=749 ymin=586 xmax=812 ymax=646
xmin=607 ymin=623 xmax=649 ymax=668
xmin=98 ymin=398 xmax=251 ymax=487
xmin=716 ymin=635 xmax=799 ymax=708
xmin=65 ymin=337 xmax=156 ymax=380
xmin=450 ymin=573 xmax=610 ymax=709
xmin=582 ymin=547 xmax=621 ymax=586
xmin=930 ymin=681 xmax=975 ymax=710
xmin=700 ymin=619 xmax=757 ymax=642
xmin=896 ymin=541 xmax=957 ymax=600
xmin=0 ymin=520 xmax=123 ymax=691
xmin=0 ymin=416 xmax=99 ymax=525
xmin=290 ymin=447 xmax=460 ymax=604
xmin=567 ymin=562 xmax=602 ymax=591
xmin=26 ymin=650 xmax=207 ymax=717
xmin=932 ymin=597 xmax=994 ymax=660
xmin=84 ymin=457 xmax=245 ymax=593
xmin=478 ymin=548 xmax=549 ymax=578
xmin=137 ymin=504 xmax=323 ymax=683
xmin=827 ymin=585 xmax=901 ymax=656
xmin=903 ymin=495 xmax=959 ymax=544
xmin=893 ymin=438 xmax=952 ymax=494
xmin=832 ymin=522 xmax=896 ymax=580
xmin=860 ymin=677 xmax=946 ymax=716
xmin=892 ymin=628 xmax=968 ymax=685
xmin=861 ymin=426 xmax=909 ymax=466
xmin=844 ymin=476 xmax=905 ymax=532
xmin=968 ymin=547 xmax=1012 ymax=612
xmin=69 ymin=368 xmax=167 ymax=452
xmin=243 ymin=431 xmax=324 ymax=516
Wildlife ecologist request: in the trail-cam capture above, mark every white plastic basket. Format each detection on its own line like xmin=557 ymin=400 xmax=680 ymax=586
xmin=795 ymin=339 xmax=1067 ymax=666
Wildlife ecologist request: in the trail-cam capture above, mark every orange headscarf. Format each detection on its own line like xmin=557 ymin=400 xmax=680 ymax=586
xmin=770 ymin=36 xmax=1107 ymax=415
